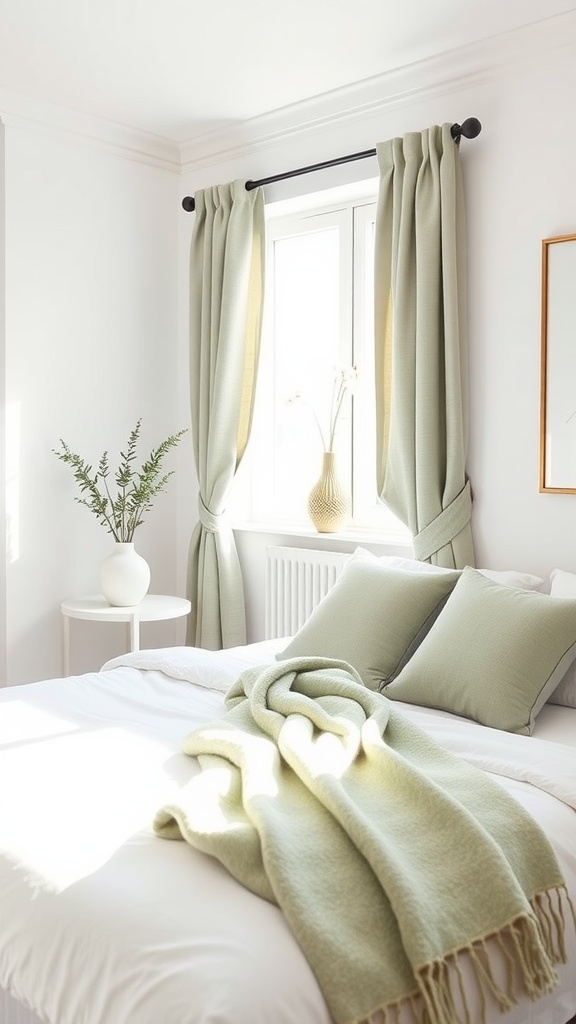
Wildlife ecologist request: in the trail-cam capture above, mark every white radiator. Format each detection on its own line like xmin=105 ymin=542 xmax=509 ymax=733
xmin=265 ymin=546 xmax=350 ymax=639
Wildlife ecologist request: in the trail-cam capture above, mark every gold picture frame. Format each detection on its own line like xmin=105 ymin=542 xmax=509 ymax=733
xmin=539 ymin=232 xmax=576 ymax=492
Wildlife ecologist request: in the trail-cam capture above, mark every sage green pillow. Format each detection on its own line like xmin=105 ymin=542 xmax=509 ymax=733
xmin=276 ymin=557 xmax=461 ymax=691
xmin=383 ymin=566 xmax=576 ymax=734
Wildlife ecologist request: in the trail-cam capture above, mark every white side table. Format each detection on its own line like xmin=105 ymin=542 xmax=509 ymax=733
xmin=60 ymin=594 xmax=191 ymax=676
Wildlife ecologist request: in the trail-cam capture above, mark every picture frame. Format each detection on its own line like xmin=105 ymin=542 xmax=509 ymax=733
xmin=539 ymin=232 xmax=576 ymax=492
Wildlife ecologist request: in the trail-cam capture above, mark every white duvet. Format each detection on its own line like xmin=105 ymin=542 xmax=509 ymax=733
xmin=0 ymin=640 xmax=575 ymax=1024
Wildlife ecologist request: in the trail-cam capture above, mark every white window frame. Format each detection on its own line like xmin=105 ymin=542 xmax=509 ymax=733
xmin=232 ymin=181 xmax=411 ymax=545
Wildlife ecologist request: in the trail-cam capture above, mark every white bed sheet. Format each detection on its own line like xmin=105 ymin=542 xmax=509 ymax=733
xmin=0 ymin=640 xmax=575 ymax=1024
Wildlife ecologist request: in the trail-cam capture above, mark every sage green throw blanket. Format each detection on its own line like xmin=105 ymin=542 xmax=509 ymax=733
xmin=154 ymin=657 xmax=571 ymax=1024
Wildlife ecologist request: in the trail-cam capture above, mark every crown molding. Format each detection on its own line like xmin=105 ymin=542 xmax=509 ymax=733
xmin=180 ymin=10 xmax=576 ymax=175
xmin=0 ymin=88 xmax=181 ymax=173
xmin=1 ymin=8 xmax=575 ymax=179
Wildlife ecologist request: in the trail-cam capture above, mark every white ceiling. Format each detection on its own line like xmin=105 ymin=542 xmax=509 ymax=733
xmin=0 ymin=0 xmax=575 ymax=144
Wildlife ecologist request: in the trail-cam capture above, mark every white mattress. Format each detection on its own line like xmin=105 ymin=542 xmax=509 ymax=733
xmin=0 ymin=639 xmax=575 ymax=1024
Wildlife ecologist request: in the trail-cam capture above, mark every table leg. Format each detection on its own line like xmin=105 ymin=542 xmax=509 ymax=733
xmin=129 ymin=615 xmax=141 ymax=652
xmin=62 ymin=614 xmax=70 ymax=677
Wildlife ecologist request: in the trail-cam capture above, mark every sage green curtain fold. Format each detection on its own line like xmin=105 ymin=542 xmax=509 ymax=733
xmin=187 ymin=180 xmax=265 ymax=649
xmin=374 ymin=123 xmax=475 ymax=569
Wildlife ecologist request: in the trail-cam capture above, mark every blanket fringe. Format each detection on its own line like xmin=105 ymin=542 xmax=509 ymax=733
xmin=534 ymin=883 xmax=576 ymax=962
xmin=357 ymin=885 xmax=575 ymax=1024
xmin=415 ymin=885 xmax=572 ymax=1024
xmin=358 ymin=990 xmax=423 ymax=1024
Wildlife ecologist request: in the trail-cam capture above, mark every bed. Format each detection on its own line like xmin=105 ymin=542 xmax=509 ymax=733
xmin=1 ymin=550 xmax=576 ymax=1024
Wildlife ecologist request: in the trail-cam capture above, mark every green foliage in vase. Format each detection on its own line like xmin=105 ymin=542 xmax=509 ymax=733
xmin=53 ymin=419 xmax=187 ymax=543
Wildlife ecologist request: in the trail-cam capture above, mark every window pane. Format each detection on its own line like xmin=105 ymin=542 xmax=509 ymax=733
xmin=252 ymin=215 xmax=350 ymax=522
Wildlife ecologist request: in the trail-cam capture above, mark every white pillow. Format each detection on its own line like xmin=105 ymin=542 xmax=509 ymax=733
xmin=478 ymin=568 xmax=544 ymax=591
xmin=550 ymin=568 xmax=576 ymax=597
xmin=353 ymin=548 xmax=543 ymax=591
xmin=351 ymin=548 xmax=449 ymax=574
xmin=547 ymin=569 xmax=576 ymax=707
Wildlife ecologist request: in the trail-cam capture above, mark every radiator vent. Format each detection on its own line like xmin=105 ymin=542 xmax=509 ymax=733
xmin=265 ymin=546 xmax=349 ymax=640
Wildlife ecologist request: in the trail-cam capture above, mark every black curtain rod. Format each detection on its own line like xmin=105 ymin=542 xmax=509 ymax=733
xmin=181 ymin=116 xmax=481 ymax=213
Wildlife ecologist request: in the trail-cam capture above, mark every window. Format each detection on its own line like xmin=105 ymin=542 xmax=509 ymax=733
xmin=234 ymin=182 xmax=410 ymax=542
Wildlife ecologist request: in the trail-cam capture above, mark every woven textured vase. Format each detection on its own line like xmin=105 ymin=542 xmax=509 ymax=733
xmin=307 ymin=451 xmax=350 ymax=533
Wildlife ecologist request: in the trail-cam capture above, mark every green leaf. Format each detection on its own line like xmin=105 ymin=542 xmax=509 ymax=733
xmin=52 ymin=422 xmax=188 ymax=542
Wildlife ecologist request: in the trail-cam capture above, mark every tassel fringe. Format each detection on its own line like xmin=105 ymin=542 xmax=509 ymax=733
xmin=357 ymin=885 xmax=575 ymax=1024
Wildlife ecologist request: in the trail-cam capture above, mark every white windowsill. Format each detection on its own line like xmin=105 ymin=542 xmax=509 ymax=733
xmin=232 ymin=519 xmax=414 ymax=553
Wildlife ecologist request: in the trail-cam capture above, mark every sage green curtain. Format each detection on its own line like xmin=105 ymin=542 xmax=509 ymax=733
xmin=187 ymin=180 xmax=265 ymax=649
xmin=374 ymin=124 xmax=475 ymax=569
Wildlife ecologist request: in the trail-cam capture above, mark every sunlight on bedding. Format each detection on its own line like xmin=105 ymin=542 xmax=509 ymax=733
xmin=281 ymin=712 xmax=361 ymax=780
xmin=188 ymin=763 xmax=276 ymax=831
xmin=195 ymin=724 xmax=281 ymax=803
xmin=0 ymin=712 xmax=179 ymax=893
xmin=0 ymin=699 xmax=78 ymax=743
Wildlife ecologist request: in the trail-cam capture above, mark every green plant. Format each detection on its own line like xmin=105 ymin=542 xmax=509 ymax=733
xmin=53 ymin=419 xmax=187 ymax=543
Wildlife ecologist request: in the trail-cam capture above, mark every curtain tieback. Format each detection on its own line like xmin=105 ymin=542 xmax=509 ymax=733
xmin=198 ymin=497 xmax=228 ymax=534
xmin=412 ymin=480 xmax=472 ymax=563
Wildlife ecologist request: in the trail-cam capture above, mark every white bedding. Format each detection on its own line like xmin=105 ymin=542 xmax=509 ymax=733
xmin=0 ymin=640 xmax=575 ymax=1024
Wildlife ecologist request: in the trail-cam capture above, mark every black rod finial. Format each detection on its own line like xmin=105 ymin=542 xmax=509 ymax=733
xmin=182 ymin=195 xmax=196 ymax=212
xmin=451 ymin=117 xmax=482 ymax=141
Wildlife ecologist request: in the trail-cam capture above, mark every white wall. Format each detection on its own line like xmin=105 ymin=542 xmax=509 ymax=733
xmin=3 ymin=120 xmax=190 ymax=682
xmin=179 ymin=19 xmax=576 ymax=639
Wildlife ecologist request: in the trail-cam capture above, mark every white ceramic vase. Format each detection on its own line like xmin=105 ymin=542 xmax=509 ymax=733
xmin=99 ymin=542 xmax=151 ymax=607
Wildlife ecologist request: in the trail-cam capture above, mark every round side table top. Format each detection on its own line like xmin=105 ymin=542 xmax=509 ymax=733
xmin=61 ymin=594 xmax=191 ymax=623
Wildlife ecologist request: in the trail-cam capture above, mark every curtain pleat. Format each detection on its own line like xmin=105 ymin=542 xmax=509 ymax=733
xmin=374 ymin=124 xmax=475 ymax=569
xmin=187 ymin=180 xmax=265 ymax=648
